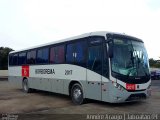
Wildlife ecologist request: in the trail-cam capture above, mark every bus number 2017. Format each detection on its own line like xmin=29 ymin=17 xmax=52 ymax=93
xmin=65 ymin=70 xmax=72 ymax=75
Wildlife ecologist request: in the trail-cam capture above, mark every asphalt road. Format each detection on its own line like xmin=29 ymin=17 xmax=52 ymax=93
xmin=0 ymin=79 xmax=159 ymax=120
xmin=151 ymin=80 xmax=160 ymax=86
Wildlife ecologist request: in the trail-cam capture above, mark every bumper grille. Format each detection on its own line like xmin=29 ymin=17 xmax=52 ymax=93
xmin=126 ymin=93 xmax=146 ymax=101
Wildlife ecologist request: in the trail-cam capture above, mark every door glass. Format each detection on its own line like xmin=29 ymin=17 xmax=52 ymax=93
xmin=88 ymin=45 xmax=102 ymax=74
xmin=103 ymin=44 xmax=109 ymax=78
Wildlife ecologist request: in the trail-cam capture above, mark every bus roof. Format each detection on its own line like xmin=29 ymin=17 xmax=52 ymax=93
xmin=10 ymin=31 xmax=142 ymax=54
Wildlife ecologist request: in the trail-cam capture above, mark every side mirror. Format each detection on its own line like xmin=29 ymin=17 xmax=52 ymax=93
xmin=108 ymin=41 xmax=113 ymax=58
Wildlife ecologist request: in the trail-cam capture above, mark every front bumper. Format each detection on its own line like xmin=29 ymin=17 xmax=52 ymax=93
xmin=108 ymin=82 xmax=151 ymax=103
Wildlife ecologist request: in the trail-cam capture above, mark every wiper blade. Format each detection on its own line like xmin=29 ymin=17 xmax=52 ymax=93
xmin=127 ymin=67 xmax=136 ymax=77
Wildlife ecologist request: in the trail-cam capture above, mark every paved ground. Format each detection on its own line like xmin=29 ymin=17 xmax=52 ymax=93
xmin=0 ymin=79 xmax=160 ymax=120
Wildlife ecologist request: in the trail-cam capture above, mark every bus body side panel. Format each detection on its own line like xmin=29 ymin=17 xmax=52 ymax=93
xmin=85 ymin=69 xmax=102 ymax=100
xmin=8 ymin=64 xmax=111 ymax=101
xmin=8 ymin=66 xmax=22 ymax=88
xmin=101 ymin=76 xmax=110 ymax=102
xmin=28 ymin=64 xmax=87 ymax=95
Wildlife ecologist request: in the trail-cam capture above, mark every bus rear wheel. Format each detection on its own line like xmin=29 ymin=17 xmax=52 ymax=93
xmin=22 ymin=78 xmax=31 ymax=93
xmin=71 ymin=83 xmax=84 ymax=105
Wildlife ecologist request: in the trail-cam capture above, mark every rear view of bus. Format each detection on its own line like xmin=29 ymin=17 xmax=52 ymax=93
xmin=107 ymin=33 xmax=151 ymax=103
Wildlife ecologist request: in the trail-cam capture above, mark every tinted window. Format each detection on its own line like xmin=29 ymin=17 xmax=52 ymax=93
xmin=37 ymin=48 xmax=49 ymax=64
xmin=66 ymin=44 xmax=74 ymax=63
xmin=75 ymin=41 xmax=87 ymax=67
xmin=88 ymin=45 xmax=102 ymax=74
xmin=9 ymin=54 xmax=13 ymax=66
xmin=27 ymin=50 xmax=36 ymax=64
xmin=18 ymin=52 xmax=26 ymax=65
xmin=50 ymin=47 xmax=56 ymax=63
xmin=9 ymin=54 xmax=17 ymax=66
xmin=13 ymin=54 xmax=18 ymax=65
xmin=50 ymin=45 xmax=65 ymax=64
xmin=57 ymin=45 xmax=65 ymax=63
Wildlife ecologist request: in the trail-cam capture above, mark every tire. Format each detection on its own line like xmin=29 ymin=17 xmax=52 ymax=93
xmin=71 ymin=83 xmax=84 ymax=105
xmin=22 ymin=78 xmax=31 ymax=93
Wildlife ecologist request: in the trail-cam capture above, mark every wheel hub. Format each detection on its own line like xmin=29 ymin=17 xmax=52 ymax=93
xmin=23 ymin=81 xmax=27 ymax=91
xmin=73 ymin=89 xmax=81 ymax=99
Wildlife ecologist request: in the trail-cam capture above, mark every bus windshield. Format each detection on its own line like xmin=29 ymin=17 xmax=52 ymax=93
xmin=111 ymin=38 xmax=150 ymax=77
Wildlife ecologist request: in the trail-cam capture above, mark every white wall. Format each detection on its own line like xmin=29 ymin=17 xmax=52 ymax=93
xmin=0 ymin=70 xmax=8 ymax=77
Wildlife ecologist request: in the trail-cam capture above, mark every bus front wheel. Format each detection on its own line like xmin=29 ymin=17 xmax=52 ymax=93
xmin=22 ymin=78 xmax=31 ymax=93
xmin=71 ymin=83 xmax=84 ymax=105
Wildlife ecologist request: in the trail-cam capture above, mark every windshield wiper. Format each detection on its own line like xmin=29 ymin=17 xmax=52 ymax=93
xmin=127 ymin=67 xmax=136 ymax=77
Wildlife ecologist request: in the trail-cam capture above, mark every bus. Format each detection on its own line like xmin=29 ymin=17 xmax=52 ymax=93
xmin=8 ymin=31 xmax=151 ymax=104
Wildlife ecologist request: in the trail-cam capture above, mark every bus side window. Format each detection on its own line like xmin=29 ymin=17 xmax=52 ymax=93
xmin=13 ymin=54 xmax=18 ymax=65
xmin=50 ymin=45 xmax=65 ymax=64
xmin=18 ymin=52 xmax=26 ymax=65
xmin=56 ymin=45 xmax=65 ymax=63
xmin=9 ymin=54 xmax=13 ymax=66
xmin=50 ymin=47 xmax=56 ymax=63
xmin=75 ymin=41 xmax=87 ymax=67
xmin=27 ymin=50 xmax=36 ymax=64
xmin=66 ymin=43 xmax=74 ymax=64
xmin=37 ymin=48 xmax=49 ymax=64
xmin=9 ymin=54 xmax=18 ymax=66
xmin=88 ymin=46 xmax=102 ymax=75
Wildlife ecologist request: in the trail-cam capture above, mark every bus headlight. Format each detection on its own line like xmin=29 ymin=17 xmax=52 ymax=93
xmin=112 ymin=82 xmax=118 ymax=88
xmin=112 ymin=82 xmax=125 ymax=91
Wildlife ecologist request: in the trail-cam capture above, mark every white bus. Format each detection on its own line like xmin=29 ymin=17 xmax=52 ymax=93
xmin=8 ymin=31 xmax=151 ymax=104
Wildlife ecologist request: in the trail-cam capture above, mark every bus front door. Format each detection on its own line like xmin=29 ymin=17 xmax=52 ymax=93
xmin=86 ymin=45 xmax=102 ymax=100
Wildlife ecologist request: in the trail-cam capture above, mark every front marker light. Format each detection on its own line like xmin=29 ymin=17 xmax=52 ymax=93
xmin=112 ymin=82 xmax=118 ymax=88
xmin=112 ymin=81 xmax=125 ymax=91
